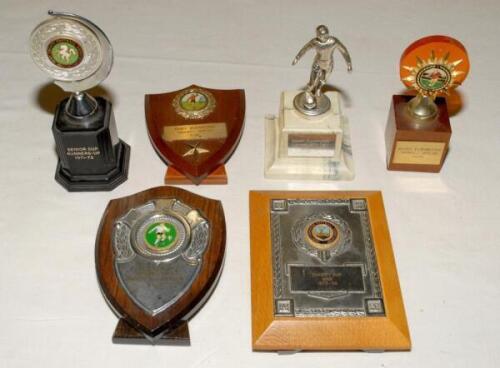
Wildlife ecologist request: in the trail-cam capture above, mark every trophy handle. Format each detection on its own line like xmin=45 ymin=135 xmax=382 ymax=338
xmin=48 ymin=10 xmax=114 ymax=93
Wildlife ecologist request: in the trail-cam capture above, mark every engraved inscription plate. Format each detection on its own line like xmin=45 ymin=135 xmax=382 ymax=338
xmin=393 ymin=141 xmax=445 ymax=165
xmin=289 ymin=265 xmax=364 ymax=293
xmin=270 ymin=198 xmax=384 ymax=317
xmin=287 ymin=133 xmax=337 ymax=157
xmin=162 ymin=122 xmax=228 ymax=142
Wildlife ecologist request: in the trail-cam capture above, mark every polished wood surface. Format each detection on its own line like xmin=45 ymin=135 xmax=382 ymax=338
xmin=165 ymin=165 xmax=227 ymax=185
xmin=96 ymin=186 xmax=226 ymax=343
xmin=386 ymin=95 xmax=452 ymax=172
xmin=249 ymin=191 xmax=411 ymax=351
xmin=145 ymin=85 xmax=245 ymax=185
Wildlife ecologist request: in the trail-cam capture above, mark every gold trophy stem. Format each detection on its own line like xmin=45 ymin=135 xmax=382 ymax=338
xmin=407 ymin=94 xmax=438 ymax=120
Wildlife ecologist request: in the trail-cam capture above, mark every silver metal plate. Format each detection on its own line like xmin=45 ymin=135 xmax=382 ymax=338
xmin=270 ymin=198 xmax=384 ymax=317
xmin=112 ymin=199 xmax=210 ymax=316
xmin=30 ymin=12 xmax=113 ymax=92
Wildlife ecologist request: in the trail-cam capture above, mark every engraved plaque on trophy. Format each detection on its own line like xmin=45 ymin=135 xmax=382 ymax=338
xmin=250 ymin=191 xmax=411 ymax=351
xmin=30 ymin=11 xmax=130 ymax=191
xmin=96 ymin=186 xmax=225 ymax=345
xmin=145 ymin=85 xmax=245 ymax=185
xmin=265 ymin=25 xmax=354 ymax=180
xmin=386 ymin=36 xmax=470 ymax=172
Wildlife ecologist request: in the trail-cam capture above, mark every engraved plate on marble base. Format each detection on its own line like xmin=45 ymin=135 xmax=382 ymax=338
xmin=265 ymin=91 xmax=354 ymax=180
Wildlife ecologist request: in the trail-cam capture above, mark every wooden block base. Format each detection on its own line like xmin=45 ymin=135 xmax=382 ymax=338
xmin=386 ymin=95 xmax=451 ymax=173
xmin=165 ymin=165 xmax=227 ymax=185
xmin=112 ymin=319 xmax=190 ymax=346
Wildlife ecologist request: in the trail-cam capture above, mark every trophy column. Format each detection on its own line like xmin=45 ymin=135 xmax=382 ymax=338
xmin=53 ymin=94 xmax=130 ymax=191
xmin=30 ymin=11 xmax=130 ymax=191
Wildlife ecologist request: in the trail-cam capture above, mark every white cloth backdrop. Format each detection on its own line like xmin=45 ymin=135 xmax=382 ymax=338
xmin=0 ymin=0 xmax=499 ymax=367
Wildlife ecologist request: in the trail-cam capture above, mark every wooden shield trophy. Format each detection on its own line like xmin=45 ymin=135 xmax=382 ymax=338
xmin=145 ymin=85 xmax=245 ymax=185
xmin=95 ymin=186 xmax=226 ymax=345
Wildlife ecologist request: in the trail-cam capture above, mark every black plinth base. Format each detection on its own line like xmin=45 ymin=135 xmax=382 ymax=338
xmin=55 ymin=140 xmax=130 ymax=192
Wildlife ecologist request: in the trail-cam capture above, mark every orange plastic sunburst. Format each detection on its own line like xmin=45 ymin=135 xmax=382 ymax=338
xmin=400 ymin=35 xmax=470 ymax=98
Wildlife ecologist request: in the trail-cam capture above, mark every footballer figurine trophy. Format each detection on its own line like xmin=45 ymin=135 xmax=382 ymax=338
xmin=265 ymin=25 xmax=354 ymax=180
xmin=385 ymin=36 xmax=469 ymax=172
xmin=30 ymin=11 xmax=130 ymax=191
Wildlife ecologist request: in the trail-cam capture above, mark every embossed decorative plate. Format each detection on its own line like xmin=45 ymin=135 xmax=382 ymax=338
xmin=249 ymin=191 xmax=411 ymax=351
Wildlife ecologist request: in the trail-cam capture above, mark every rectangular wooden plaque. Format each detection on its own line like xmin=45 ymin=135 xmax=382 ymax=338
xmin=249 ymin=191 xmax=411 ymax=351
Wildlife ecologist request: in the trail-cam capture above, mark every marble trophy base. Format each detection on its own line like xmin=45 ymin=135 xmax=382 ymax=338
xmin=265 ymin=91 xmax=354 ymax=181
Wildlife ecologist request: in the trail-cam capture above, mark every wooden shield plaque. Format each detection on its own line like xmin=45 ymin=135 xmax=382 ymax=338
xmin=250 ymin=191 xmax=411 ymax=351
xmin=145 ymin=85 xmax=245 ymax=185
xmin=96 ymin=186 xmax=226 ymax=345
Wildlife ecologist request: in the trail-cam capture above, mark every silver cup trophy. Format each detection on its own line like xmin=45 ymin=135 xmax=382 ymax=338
xmin=30 ymin=11 xmax=130 ymax=191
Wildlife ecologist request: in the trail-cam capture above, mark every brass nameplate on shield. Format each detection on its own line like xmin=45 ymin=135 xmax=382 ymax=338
xmin=162 ymin=122 xmax=228 ymax=142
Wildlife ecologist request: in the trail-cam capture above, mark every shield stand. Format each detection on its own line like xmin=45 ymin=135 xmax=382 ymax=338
xmin=112 ymin=319 xmax=190 ymax=345
xmin=165 ymin=165 xmax=227 ymax=185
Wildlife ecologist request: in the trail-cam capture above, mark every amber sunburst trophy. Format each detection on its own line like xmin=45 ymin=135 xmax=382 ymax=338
xmin=386 ymin=36 xmax=470 ymax=172
xmin=145 ymin=85 xmax=245 ymax=185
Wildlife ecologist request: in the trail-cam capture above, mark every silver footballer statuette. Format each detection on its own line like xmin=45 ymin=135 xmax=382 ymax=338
xmin=292 ymin=25 xmax=352 ymax=116
xmin=30 ymin=11 xmax=130 ymax=191
xmin=264 ymin=25 xmax=355 ymax=181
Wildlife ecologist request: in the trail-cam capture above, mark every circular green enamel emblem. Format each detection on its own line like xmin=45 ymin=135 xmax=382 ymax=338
xmin=180 ymin=92 xmax=208 ymax=112
xmin=144 ymin=222 xmax=177 ymax=249
xmin=47 ymin=38 xmax=83 ymax=68
xmin=416 ymin=64 xmax=451 ymax=92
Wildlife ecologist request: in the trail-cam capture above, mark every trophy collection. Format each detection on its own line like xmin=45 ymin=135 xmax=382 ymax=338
xmin=28 ymin=9 xmax=472 ymax=351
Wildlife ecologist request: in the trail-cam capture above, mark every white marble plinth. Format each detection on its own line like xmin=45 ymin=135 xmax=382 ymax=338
xmin=264 ymin=90 xmax=354 ymax=181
